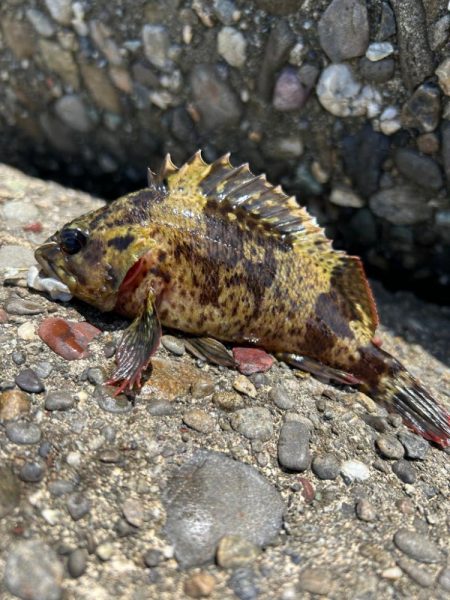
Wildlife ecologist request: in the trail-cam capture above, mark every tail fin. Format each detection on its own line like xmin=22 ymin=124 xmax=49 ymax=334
xmin=386 ymin=368 xmax=450 ymax=447
xmin=354 ymin=346 xmax=450 ymax=448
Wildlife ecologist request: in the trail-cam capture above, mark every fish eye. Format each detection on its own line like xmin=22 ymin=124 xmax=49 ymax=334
xmin=60 ymin=228 xmax=88 ymax=255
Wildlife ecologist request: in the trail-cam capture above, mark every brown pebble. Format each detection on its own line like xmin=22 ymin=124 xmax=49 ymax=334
xmin=216 ymin=535 xmax=260 ymax=568
xmin=183 ymin=408 xmax=215 ymax=433
xmin=184 ymin=572 xmax=216 ymax=598
xmin=0 ymin=308 xmax=8 ymax=323
xmin=0 ymin=390 xmax=31 ymax=421
xmin=212 ymin=390 xmax=245 ymax=411
xmin=417 ymin=133 xmax=439 ymax=154
xmin=191 ymin=380 xmax=215 ymax=398
xmin=356 ymin=498 xmax=377 ymax=522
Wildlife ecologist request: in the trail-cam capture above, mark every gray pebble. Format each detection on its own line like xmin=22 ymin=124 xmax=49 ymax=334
xmin=298 ymin=567 xmax=334 ymax=596
xmin=392 ymin=459 xmax=416 ymax=484
xmin=45 ymin=390 xmax=75 ymax=411
xmin=376 ymin=434 xmax=405 ymax=459
xmin=103 ymin=343 xmax=116 ymax=358
xmin=359 ymin=57 xmax=395 ymax=83
xmin=101 ymin=425 xmax=116 ymax=442
xmin=26 ymin=8 xmax=56 ymax=37
xmin=38 ymin=440 xmax=53 ymax=458
xmin=438 ymin=567 xmax=450 ymax=592
xmin=98 ymin=449 xmax=122 ymax=463
xmin=228 ymin=567 xmax=259 ymax=600
xmin=394 ymin=528 xmax=442 ymax=563
xmin=95 ymin=385 xmax=133 ymax=413
xmin=230 ymin=407 xmax=273 ymax=441
xmin=87 ymin=367 xmax=105 ymax=385
xmin=401 ymin=83 xmax=441 ymax=133
xmin=67 ymin=548 xmax=87 ymax=578
xmin=15 ymin=369 xmax=45 ymax=394
xmin=362 ymin=414 xmax=389 ymax=433
xmin=369 ymin=186 xmax=431 ymax=226
xmin=278 ymin=420 xmax=311 ymax=472
xmin=48 ymin=479 xmax=75 ymax=497
xmin=398 ymin=432 xmax=429 ymax=460
xmin=19 ymin=460 xmax=46 ymax=483
xmin=5 ymin=294 xmax=46 ymax=315
xmin=66 ymin=492 xmax=91 ymax=521
xmin=147 ymin=399 xmax=177 ymax=416
xmin=164 ymin=449 xmax=284 ymax=567
xmin=397 ymin=557 xmax=435 ymax=588
xmin=190 ymin=64 xmax=242 ymax=130
xmin=142 ymin=24 xmax=172 ymax=71
xmin=4 ymin=540 xmax=63 ymax=600
xmin=32 ymin=362 xmax=53 ymax=379
xmin=0 ymin=466 xmax=21 ymax=518
xmin=144 ymin=549 xmax=164 ymax=568
xmin=122 ymin=498 xmax=145 ymax=528
xmin=11 ymin=351 xmax=26 ymax=365
xmin=270 ymin=384 xmax=295 ymax=410
xmin=311 ymin=453 xmax=340 ymax=480
xmin=6 ymin=421 xmax=41 ymax=445
xmin=318 ymin=0 xmax=369 ymax=62
xmin=394 ymin=148 xmax=443 ymax=191
xmin=355 ymin=498 xmax=377 ymax=522
xmin=54 ymin=95 xmax=93 ymax=133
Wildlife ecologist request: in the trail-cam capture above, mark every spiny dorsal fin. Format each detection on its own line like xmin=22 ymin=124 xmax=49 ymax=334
xmin=154 ymin=150 xmax=329 ymax=247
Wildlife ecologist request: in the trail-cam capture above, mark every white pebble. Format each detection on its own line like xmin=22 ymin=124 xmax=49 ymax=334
xmin=17 ymin=322 xmax=37 ymax=341
xmin=366 ymin=42 xmax=394 ymax=62
xmin=340 ymin=459 xmax=370 ymax=482
xmin=316 ymin=64 xmax=380 ymax=118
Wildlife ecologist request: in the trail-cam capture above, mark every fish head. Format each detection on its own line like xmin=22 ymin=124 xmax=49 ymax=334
xmin=35 ymin=191 xmax=157 ymax=311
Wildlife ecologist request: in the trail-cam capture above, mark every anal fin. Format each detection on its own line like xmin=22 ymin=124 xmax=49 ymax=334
xmin=185 ymin=337 xmax=236 ymax=368
xmin=277 ymin=353 xmax=362 ymax=386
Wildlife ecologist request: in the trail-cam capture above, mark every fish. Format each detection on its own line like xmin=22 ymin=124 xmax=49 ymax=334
xmin=34 ymin=151 xmax=450 ymax=448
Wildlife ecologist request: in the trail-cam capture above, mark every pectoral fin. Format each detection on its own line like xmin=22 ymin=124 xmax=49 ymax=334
xmin=107 ymin=292 xmax=161 ymax=394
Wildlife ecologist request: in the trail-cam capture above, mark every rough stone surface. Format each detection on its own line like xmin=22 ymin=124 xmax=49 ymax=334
xmin=163 ymin=450 xmax=284 ymax=567
xmin=0 ymin=117 xmax=450 ymax=600
xmin=0 ymin=466 xmax=21 ymax=519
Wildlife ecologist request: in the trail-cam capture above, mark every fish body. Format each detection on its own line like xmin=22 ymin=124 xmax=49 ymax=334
xmin=35 ymin=152 xmax=450 ymax=447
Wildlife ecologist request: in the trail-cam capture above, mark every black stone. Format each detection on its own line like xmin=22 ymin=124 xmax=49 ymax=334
xmin=342 ymin=125 xmax=390 ymax=197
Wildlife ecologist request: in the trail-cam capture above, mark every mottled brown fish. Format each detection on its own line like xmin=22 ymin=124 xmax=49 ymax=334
xmin=35 ymin=151 xmax=450 ymax=447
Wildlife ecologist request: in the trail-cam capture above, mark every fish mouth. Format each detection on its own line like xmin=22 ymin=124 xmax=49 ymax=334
xmin=34 ymin=240 xmax=77 ymax=291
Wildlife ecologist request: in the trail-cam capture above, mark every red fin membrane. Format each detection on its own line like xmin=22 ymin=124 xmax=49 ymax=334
xmin=389 ymin=379 xmax=450 ymax=448
xmin=106 ymin=297 xmax=161 ymax=395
